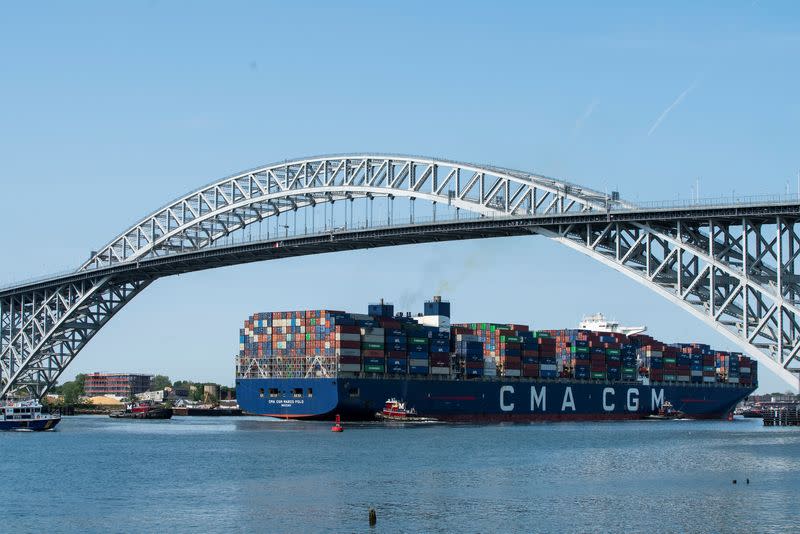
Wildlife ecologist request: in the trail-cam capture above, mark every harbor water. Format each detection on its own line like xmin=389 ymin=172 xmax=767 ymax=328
xmin=2 ymin=416 xmax=798 ymax=533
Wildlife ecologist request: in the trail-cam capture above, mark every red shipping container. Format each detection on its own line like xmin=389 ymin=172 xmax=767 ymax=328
xmin=362 ymin=349 xmax=384 ymax=358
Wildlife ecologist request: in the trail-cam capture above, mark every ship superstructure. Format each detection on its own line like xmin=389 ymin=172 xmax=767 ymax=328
xmin=579 ymin=313 xmax=646 ymax=336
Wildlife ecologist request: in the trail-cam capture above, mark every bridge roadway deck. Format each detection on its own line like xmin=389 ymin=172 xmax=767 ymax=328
xmin=3 ymin=201 xmax=799 ymax=299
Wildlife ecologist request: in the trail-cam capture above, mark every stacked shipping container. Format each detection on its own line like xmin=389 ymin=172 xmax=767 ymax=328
xmin=237 ymin=301 xmax=757 ymax=387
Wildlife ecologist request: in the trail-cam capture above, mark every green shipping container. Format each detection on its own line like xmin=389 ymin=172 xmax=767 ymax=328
xmin=663 ymin=357 xmax=677 ymax=364
xmin=663 ymin=374 xmax=677 ymax=381
xmin=362 ymin=342 xmax=385 ymax=350
xmin=606 ymin=349 xmax=621 ymax=356
xmin=591 ymin=371 xmax=606 ymax=379
xmin=572 ymin=346 xmax=590 ymax=353
xmin=622 ymin=367 xmax=636 ymax=373
xmin=363 ymin=365 xmax=385 ymax=373
xmin=408 ymin=337 xmax=428 ymax=344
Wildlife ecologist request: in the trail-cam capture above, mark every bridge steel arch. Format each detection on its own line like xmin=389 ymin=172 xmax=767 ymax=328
xmin=1 ymin=154 xmax=799 ymax=398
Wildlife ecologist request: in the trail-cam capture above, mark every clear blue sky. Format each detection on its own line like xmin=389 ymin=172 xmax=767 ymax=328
xmin=1 ymin=1 xmax=798 ymax=392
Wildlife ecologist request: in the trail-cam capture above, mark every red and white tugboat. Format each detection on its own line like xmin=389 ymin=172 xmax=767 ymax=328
xmin=647 ymin=400 xmax=686 ymax=420
xmin=109 ymin=400 xmax=173 ymax=420
xmin=375 ymin=398 xmax=437 ymax=422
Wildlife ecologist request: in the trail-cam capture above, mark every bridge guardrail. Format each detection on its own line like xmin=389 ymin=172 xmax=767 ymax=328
xmin=3 ymin=195 xmax=800 ymax=292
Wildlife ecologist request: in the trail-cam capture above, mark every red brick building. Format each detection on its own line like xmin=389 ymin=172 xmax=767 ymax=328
xmin=84 ymin=373 xmax=152 ymax=397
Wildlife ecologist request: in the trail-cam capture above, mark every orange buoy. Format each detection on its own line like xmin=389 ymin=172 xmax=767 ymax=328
xmin=331 ymin=413 xmax=344 ymax=432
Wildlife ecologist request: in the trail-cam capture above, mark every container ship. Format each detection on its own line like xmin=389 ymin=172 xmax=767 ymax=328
xmin=235 ymin=297 xmax=757 ymax=421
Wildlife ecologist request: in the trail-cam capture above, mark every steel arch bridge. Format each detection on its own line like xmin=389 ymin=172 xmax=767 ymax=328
xmin=1 ymin=153 xmax=800 ymax=398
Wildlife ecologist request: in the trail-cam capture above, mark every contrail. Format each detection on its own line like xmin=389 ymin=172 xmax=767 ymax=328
xmin=574 ymin=99 xmax=598 ymax=134
xmin=647 ymin=81 xmax=697 ymax=136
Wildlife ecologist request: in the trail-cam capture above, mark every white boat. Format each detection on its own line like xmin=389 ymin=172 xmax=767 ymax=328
xmin=0 ymin=399 xmax=61 ymax=431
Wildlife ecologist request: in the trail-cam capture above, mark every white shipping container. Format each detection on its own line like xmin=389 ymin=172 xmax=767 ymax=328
xmin=703 ymin=376 xmax=716 ymax=382
xmin=484 ymin=369 xmax=498 ymax=377
xmin=740 ymin=368 xmax=751 ymax=374
xmin=503 ymin=369 xmax=521 ymax=377
xmin=691 ymin=370 xmax=703 ymax=376
xmin=338 ymin=363 xmax=362 ymax=372
xmin=728 ymin=377 xmax=740 ymax=383
xmin=361 ymin=334 xmax=384 ymax=343
xmin=409 ymin=358 xmax=429 ymax=367
xmin=415 ymin=315 xmax=451 ymax=331
xmin=540 ymin=364 xmax=557 ymax=372
xmin=676 ymin=375 xmax=691 ymax=382
xmin=455 ymin=334 xmax=481 ymax=342
xmin=430 ymin=366 xmax=450 ymax=375
xmin=334 ymin=333 xmax=360 ymax=342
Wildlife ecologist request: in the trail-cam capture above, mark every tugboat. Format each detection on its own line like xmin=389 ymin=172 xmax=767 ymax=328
xmin=0 ymin=399 xmax=61 ymax=431
xmin=109 ymin=400 xmax=173 ymax=420
xmin=647 ymin=400 xmax=686 ymax=420
xmin=375 ymin=398 xmax=437 ymax=423
xmin=740 ymin=405 xmax=765 ymax=418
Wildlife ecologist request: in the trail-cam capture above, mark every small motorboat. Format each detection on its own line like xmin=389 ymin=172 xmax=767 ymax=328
xmin=375 ymin=398 xmax=437 ymax=423
xmin=110 ymin=400 xmax=173 ymax=420
xmin=0 ymin=399 xmax=61 ymax=431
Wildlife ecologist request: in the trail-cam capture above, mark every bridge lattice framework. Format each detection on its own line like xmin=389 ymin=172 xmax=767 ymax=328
xmin=1 ymin=154 xmax=799 ymax=398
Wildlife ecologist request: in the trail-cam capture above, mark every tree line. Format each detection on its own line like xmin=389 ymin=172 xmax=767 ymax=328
xmin=50 ymin=374 xmax=236 ymax=404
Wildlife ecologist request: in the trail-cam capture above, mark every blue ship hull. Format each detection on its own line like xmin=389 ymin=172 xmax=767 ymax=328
xmin=0 ymin=416 xmax=61 ymax=431
xmin=236 ymin=377 xmax=753 ymax=421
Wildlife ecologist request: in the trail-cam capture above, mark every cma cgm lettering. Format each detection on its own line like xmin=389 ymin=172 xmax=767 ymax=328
xmin=236 ymin=297 xmax=756 ymax=422
xmin=499 ymin=385 xmax=662 ymax=414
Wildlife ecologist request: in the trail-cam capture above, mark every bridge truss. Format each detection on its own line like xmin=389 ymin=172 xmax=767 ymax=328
xmin=1 ymin=154 xmax=798 ymax=398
